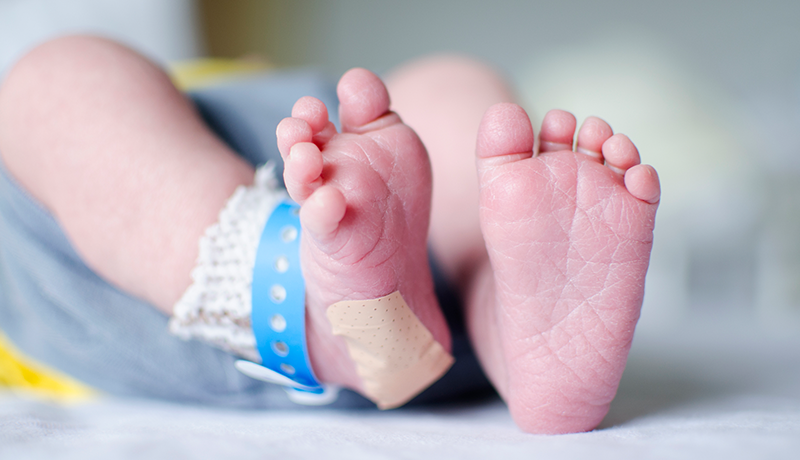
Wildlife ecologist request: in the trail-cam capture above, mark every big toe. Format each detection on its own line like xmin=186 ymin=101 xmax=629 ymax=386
xmin=476 ymin=103 xmax=534 ymax=168
xmin=337 ymin=68 xmax=394 ymax=132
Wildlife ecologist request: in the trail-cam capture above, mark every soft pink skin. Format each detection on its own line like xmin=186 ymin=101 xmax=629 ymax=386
xmin=0 ymin=37 xmax=448 ymax=396
xmin=276 ymin=69 xmax=451 ymax=391
xmin=0 ymin=36 xmax=254 ymax=311
xmin=470 ymin=104 xmax=660 ymax=433
xmin=1 ymin=36 xmax=660 ymax=433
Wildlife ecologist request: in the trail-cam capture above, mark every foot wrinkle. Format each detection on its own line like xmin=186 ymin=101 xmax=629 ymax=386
xmin=550 ymin=345 xmax=597 ymax=394
xmin=503 ymin=301 xmax=617 ymax=409
xmin=540 ymin=141 xmax=572 ymax=153
xmin=348 ymin=136 xmax=402 ymax=188
xmin=371 ymin=232 xmax=401 ymax=271
xmin=475 ymin=119 xmax=657 ymax=431
xmin=549 ymin=273 xmax=614 ymax=333
xmin=549 ymin=331 xmax=613 ymax=395
xmin=333 ymin=136 xmax=373 ymax=167
xmin=576 ymin=146 xmax=603 ymax=160
xmin=345 ymin=111 xmax=402 ymax=135
xmin=575 ymin=313 xmax=617 ymax=368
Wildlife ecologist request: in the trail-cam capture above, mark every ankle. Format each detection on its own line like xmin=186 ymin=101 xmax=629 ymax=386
xmin=306 ymin=314 xmax=362 ymax=390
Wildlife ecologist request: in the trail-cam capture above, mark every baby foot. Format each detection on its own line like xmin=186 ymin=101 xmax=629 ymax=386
xmin=470 ymin=103 xmax=659 ymax=433
xmin=275 ymin=69 xmax=450 ymax=392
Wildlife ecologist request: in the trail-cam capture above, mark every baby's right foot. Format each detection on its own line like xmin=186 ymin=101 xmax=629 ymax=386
xmin=275 ymin=69 xmax=451 ymax=394
xmin=469 ymin=104 xmax=659 ymax=433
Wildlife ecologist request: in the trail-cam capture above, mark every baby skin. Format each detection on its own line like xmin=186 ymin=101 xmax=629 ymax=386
xmin=0 ymin=38 xmax=659 ymax=435
xmin=470 ymin=105 xmax=659 ymax=433
xmin=279 ymin=68 xmax=659 ymax=433
xmin=275 ymin=70 xmax=450 ymax=392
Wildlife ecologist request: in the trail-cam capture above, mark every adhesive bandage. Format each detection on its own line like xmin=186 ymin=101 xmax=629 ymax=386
xmin=327 ymin=291 xmax=454 ymax=409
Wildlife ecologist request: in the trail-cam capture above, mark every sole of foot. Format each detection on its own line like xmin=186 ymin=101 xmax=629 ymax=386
xmin=275 ymin=68 xmax=451 ymax=392
xmin=471 ymin=103 xmax=659 ymax=433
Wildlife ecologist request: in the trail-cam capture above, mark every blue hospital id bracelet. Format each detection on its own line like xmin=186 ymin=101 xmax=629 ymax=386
xmin=234 ymin=198 xmax=339 ymax=405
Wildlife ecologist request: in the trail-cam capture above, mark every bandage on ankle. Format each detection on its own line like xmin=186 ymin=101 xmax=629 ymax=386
xmin=327 ymin=292 xmax=454 ymax=409
xmin=170 ymin=164 xmax=451 ymax=407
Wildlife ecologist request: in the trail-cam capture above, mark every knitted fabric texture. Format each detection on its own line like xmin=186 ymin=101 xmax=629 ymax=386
xmin=169 ymin=163 xmax=286 ymax=362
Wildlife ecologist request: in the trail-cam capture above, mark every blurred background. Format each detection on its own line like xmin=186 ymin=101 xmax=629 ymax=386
xmin=1 ymin=0 xmax=799 ymax=341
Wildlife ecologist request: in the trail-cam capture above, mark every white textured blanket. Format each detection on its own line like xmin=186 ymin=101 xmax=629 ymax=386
xmin=2 ymin=323 xmax=799 ymax=459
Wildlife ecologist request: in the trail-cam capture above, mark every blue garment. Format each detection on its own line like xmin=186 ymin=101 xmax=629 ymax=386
xmin=0 ymin=70 xmax=491 ymax=409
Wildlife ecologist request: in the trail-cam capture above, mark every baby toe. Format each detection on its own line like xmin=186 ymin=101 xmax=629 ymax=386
xmin=299 ymin=185 xmax=346 ymax=242
xmin=277 ymin=117 xmax=314 ymax=159
xmin=284 ymin=142 xmax=324 ymax=203
xmin=575 ymin=117 xmax=613 ymax=163
xmin=624 ymin=164 xmax=661 ymax=204
xmin=538 ymin=109 xmax=577 ymax=153
xmin=292 ymin=96 xmax=330 ymax=133
xmin=476 ymin=103 xmax=534 ymax=167
xmin=602 ymin=133 xmax=640 ymax=175
xmin=337 ymin=68 xmax=396 ymax=133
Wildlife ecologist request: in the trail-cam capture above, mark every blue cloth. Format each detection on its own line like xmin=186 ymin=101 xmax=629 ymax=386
xmin=0 ymin=70 xmax=491 ymax=409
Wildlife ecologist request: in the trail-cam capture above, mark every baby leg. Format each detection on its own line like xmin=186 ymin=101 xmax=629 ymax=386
xmin=0 ymin=36 xmax=253 ymax=314
xmin=386 ymin=56 xmax=515 ymax=287
xmin=1 ymin=40 xmax=451 ymax=405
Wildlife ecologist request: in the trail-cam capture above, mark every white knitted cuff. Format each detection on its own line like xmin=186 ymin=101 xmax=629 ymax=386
xmin=168 ymin=162 xmax=286 ymax=363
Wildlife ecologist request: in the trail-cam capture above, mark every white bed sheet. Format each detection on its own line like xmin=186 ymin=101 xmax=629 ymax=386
xmin=2 ymin=322 xmax=799 ymax=459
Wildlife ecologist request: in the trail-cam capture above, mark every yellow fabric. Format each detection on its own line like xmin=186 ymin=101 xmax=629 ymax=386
xmin=0 ymin=57 xmax=270 ymax=400
xmin=168 ymin=57 xmax=271 ymax=91
xmin=0 ymin=332 xmax=95 ymax=401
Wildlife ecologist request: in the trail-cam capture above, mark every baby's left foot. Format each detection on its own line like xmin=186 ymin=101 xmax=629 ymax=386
xmin=470 ymin=104 xmax=659 ymax=433
xmin=276 ymin=69 xmax=450 ymax=392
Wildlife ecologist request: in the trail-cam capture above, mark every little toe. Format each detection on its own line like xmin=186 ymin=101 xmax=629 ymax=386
xmin=602 ymin=133 xmax=640 ymax=175
xmin=337 ymin=68 xmax=399 ymax=133
xmin=299 ymin=185 xmax=347 ymax=242
xmin=276 ymin=117 xmax=313 ymax=159
xmin=538 ymin=109 xmax=577 ymax=153
xmin=284 ymin=142 xmax=324 ymax=203
xmin=476 ymin=103 xmax=534 ymax=167
xmin=575 ymin=116 xmax=613 ymax=163
xmin=624 ymin=164 xmax=661 ymax=204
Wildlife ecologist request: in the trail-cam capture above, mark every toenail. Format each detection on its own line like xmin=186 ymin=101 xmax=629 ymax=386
xmin=270 ymin=284 xmax=287 ymax=303
xmin=270 ymin=314 xmax=287 ymax=332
